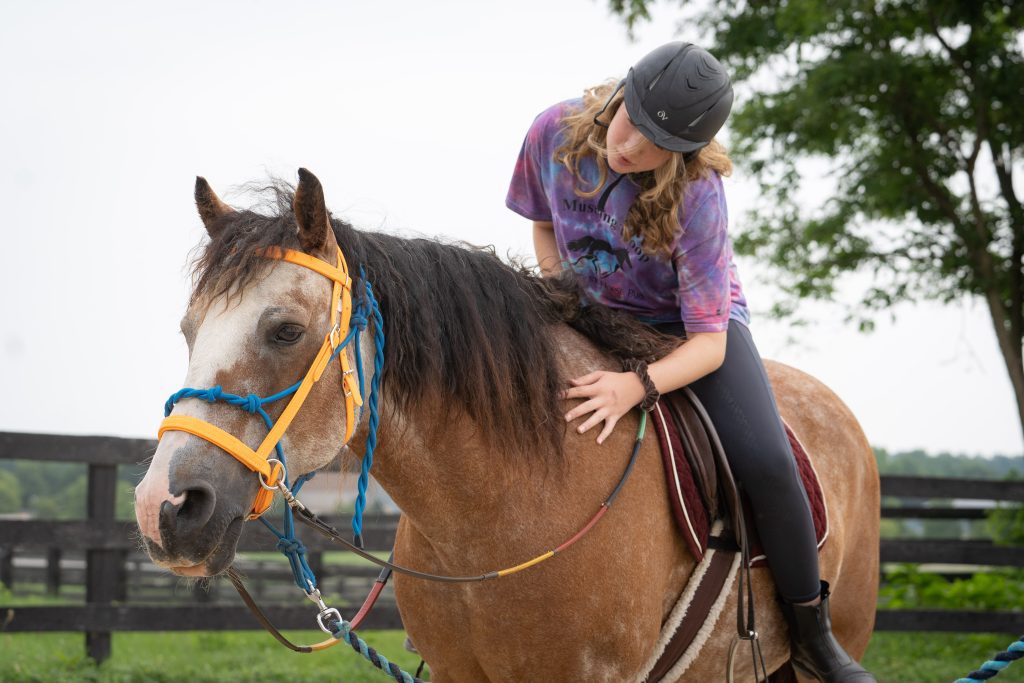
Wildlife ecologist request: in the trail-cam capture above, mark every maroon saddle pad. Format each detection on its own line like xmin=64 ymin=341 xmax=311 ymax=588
xmin=650 ymin=400 xmax=828 ymax=567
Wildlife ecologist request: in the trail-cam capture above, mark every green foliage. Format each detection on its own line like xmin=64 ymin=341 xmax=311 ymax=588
xmin=988 ymin=503 xmax=1024 ymax=545
xmin=0 ymin=461 xmax=139 ymax=520
xmin=17 ymin=474 xmax=87 ymax=520
xmin=0 ymin=470 xmax=21 ymax=513
xmin=2 ymin=461 xmax=81 ymax=497
xmin=702 ymin=0 xmax=1023 ymax=316
xmin=607 ymin=0 xmax=651 ymax=36
xmin=881 ymin=563 xmax=1024 ymax=610
xmin=874 ymin=449 xmax=1022 ymax=540
xmin=115 ymin=482 xmax=136 ymax=520
xmin=874 ymin=447 xmax=1024 ymax=478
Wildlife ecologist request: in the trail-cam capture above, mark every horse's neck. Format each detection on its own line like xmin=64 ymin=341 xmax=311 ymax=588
xmin=356 ymin=326 xmax=612 ymax=559
xmin=366 ymin=402 xmax=539 ymax=545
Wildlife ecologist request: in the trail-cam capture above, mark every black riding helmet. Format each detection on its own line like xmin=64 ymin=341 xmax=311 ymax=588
xmin=618 ymin=42 xmax=734 ymax=153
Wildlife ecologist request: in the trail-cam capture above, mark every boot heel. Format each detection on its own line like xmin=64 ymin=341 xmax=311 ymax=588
xmin=779 ymin=581 xmax=876 ymax=683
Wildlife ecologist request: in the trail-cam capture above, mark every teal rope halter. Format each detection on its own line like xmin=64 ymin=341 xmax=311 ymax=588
xmin=351 ymin=277 xmax=385 ymax=548
xmin=162 ymin=272 xmax=385 ymax=589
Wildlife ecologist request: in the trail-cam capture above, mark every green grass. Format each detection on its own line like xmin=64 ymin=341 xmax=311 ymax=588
xmin=863 ymin=632 xmax=1024 ymax=683
xmin=1 ymin=630 xmax=1022 ymax=682
xmin=0 ymin=630 xmax=425 ymax=683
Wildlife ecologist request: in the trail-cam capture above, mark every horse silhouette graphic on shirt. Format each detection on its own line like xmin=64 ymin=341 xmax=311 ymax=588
xmin=567 ymin=235 xmax=633 ymax=277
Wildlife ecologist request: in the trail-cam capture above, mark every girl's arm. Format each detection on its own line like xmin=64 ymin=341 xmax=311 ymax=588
xmin=533 ymin=220 xmax=562 ymax=277
xmin=563 ymin=331 xmax=727 ymax=444
xmin=648 ymin=331 xmax=726 ymax=392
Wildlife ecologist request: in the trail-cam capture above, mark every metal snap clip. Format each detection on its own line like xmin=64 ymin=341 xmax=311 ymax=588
xmin=316 ymin=607 xmax=343 ymax=634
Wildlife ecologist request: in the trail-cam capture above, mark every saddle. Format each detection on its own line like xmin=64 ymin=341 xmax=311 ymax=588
xmin=651 ymin=388 xmax=828 ymax=563
xmin=644 ymin=388 xmax=828 ymax=682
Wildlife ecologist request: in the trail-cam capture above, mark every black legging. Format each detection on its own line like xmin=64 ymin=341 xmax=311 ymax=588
xmin=654 ymin=318 xmax=821 ymax=603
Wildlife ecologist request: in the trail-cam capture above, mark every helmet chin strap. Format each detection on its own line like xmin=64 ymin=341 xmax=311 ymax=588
xmin=588 ymin=75 xmax=701 ymax=214
xmin=593 ymin=79 xmax=625 ymax=129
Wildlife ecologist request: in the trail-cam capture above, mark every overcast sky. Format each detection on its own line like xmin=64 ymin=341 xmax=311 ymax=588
xmin=1 ymin=1 xmax=1020 ymax=457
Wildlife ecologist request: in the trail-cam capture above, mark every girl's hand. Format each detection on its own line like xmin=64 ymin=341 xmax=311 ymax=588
xmin=562 ymin=370 xmax=646 ymax=444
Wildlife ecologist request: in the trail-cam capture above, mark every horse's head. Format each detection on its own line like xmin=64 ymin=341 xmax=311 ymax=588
xmin=135 ymin=169 xmax=367 ymax=577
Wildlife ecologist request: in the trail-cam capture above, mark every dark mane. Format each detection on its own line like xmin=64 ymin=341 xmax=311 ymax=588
xmin=191 ymin=180 xmax=679 ymax=460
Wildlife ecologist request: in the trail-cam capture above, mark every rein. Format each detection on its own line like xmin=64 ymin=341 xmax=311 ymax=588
xmin=222 ymin=411 xmax=648 ymax=667
xmin=287 ymin=412 xmax=647 ymax=583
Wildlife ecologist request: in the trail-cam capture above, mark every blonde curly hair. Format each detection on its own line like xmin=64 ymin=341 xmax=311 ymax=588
xmin=554 ymin=80 xmax=733 ymax=257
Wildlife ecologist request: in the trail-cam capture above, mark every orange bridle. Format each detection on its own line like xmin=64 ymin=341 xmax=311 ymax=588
xmin=158 ymin=247 xmax=364 ymax=519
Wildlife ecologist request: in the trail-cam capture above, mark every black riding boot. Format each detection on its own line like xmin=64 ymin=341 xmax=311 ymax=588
xmin=780 ymin=581 xmax=876 ymax=682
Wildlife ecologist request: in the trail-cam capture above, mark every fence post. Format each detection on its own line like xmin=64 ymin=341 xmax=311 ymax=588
xmin=85 ymin=463 xmax=122 ymax=663
xmin=0 ymin=545 xmax=12 ymax=590
xmin=46 ymin=547 xmax=61 ymax=596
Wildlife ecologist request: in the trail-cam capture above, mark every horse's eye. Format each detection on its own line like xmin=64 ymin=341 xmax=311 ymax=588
xmin=275 ymin=324 xmax=303 ymax=344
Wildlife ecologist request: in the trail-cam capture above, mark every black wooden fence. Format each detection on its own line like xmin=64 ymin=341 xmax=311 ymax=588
xmin=1 ymin=431 xmax=1022 ymax=663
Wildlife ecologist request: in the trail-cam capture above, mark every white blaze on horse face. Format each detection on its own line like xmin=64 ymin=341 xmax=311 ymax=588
xmin=135 ymin=264 xmax=330 ymax=548
xmin=135 ymin=430 xmax=187 ymax=546
xmin=184 ymin=268 xmax=315 ymax=389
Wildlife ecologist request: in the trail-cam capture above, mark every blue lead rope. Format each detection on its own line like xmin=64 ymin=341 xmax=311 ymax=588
xmin=954 ymin=636 xmax=1024 ymax=683
xmin=331 ymin=618 xmax=422 ymax=683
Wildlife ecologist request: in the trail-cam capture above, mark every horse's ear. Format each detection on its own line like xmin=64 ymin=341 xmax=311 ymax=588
xmin=293 ymin=168 xmax=338 ymax=254
xmin=195 ymin=177 xmax=234 ymax=237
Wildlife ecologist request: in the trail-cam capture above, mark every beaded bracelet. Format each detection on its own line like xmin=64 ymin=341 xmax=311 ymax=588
xmin=622 ymin=359 xmax=660 ymax=412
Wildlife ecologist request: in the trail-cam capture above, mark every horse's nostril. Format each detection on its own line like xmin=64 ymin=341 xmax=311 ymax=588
xmin=179 ymin=490 xmax=203 ymax=518
xmin=169 ymin=483 xmax=218 ymax=532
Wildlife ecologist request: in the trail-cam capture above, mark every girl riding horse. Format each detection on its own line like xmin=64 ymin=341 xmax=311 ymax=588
xmin=506 ymin=41 xmax=875 ymax=682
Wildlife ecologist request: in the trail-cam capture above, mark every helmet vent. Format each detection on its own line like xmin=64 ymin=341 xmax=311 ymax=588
xmin=647 ymin=70 xmax=664 ymax=91
xmin=696 ymin=56 xmax=718 ymax=79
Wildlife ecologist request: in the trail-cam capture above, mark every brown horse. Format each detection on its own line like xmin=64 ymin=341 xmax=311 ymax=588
xmin=134 ymin=169 xmax=879 ymax=682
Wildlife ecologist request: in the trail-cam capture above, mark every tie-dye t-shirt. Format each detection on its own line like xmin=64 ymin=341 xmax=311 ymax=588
xmin=506 ymin=98 xmax=750 ymax=334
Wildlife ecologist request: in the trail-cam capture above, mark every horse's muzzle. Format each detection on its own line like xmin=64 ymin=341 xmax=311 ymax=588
xmin=142 ymin=504 xmax=245 ymax=577
xmin=135 ymin=437 xmax=254 ymax=576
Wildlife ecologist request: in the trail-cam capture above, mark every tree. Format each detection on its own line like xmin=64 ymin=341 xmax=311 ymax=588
xmin=609 ymin=0 xmax=1024 ymax=443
